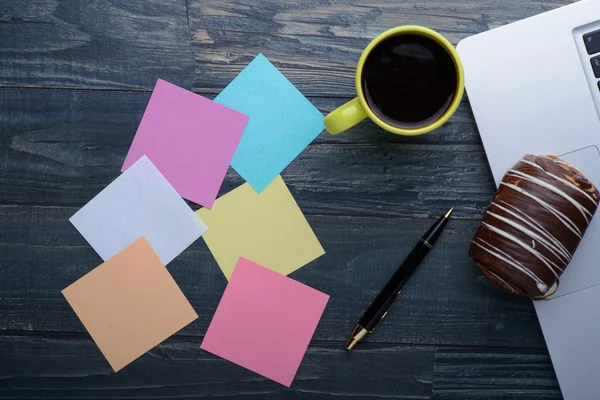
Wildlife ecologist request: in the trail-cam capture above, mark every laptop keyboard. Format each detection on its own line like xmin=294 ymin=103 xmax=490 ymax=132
xmin=584 ymin=30 xmax=600 ymax=80
xmin=584 ymin=30 xmax=600 ymax=54
xmin=592 ymin=56 xmax=600 ymax=78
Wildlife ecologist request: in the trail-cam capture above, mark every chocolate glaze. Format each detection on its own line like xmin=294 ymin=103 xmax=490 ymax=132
xmin=468 ymin=155 xmax=599 ymax=299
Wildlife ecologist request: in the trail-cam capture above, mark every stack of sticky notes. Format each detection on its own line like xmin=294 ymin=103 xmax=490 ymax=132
xmin=63 ymin=54 xmax=329 ymax=386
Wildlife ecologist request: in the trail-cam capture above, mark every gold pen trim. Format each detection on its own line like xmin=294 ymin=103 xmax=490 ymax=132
xmin=420 ymin=238 xmax=433 ymax=248
xmin=346 ymin=326 xmax=368 ymax=350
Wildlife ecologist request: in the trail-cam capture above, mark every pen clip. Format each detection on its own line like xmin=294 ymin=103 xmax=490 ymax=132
xmin=369 ymin=290 xmax=403 ymax=332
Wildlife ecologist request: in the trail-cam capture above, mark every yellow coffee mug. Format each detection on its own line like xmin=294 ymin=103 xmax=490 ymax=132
xmin=324 ymin=26 xmax=464 ymax=136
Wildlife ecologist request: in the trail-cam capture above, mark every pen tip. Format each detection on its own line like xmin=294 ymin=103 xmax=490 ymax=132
xmin=444 ymin=208 xmax=454 ymax=218
xmin=346 ymin=339 xmax=358 ymax=350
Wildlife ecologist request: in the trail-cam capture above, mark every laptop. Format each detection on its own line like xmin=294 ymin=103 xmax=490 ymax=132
xmin=457 ymin=0 xmax=600 ymax=398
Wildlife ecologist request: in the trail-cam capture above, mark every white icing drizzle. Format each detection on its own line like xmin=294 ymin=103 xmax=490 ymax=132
xmin=472 ymin=238 xmax=547 ymax=289
xmin=518 ymin=159 xmax=542 ymax=169
xmin=473 ymin=156 xmax=600 ymax=295
xmin=486 ymin=270 xmax=517 ymax=291
xmin=482 ymin=222 xmax=560 ymax=278
xmin=500 ymin=182 xmax=582 ymax=238
xmin=518 ymin=159 xmax=598 ymax=207
xmin=491 ymin=201 xmax=572 ymax=262
xmin=498 ymin=200 xmax=573 ymax=260
xmin=540 ymin=155 xmax=566 ymax=165
xmin=507 ymin=169 xmax=592 ymax=223
xmin=486 ymin=211 xmax=567 ymax=269
xmin=474 ymin=156 xmax=598 ymax=295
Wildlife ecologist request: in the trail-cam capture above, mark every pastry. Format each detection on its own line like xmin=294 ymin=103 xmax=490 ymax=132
xmin=468 ymin=154 xmax=599 ymax=299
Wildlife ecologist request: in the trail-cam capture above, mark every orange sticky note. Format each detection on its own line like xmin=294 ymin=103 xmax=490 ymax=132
xmin=62 ymin=237 xmax=198 ymax=372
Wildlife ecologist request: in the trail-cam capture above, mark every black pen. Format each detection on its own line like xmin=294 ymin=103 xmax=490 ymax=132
xmin=346 ymin=208 xmax=454 ymax=350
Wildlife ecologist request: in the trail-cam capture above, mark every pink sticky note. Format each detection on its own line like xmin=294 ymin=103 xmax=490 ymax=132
xmin=200 ymin=257 xmax=329 ymax=386
xmin=122 ymin=79 xmax=249 ymax=208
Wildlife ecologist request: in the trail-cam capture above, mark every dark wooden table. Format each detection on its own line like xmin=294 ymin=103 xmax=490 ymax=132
xmin=0 ymin=1 xmax=572 ymax=399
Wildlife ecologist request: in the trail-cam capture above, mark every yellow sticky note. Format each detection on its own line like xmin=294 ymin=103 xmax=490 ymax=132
xmin=196 ymin=176 xmax=325 ymax=279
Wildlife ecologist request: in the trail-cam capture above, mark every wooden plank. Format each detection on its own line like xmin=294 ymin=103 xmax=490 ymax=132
xmin=188 ymin=0 xmax=574 ymax=96
xmin=0 ymin=1 xmax=573 ymax=94
xmin=0 ymin=88 xmax=495 ymax=219
xmin=0 ymin=205 xmax=544 ymax=348
xmin=0 ymin=333 xmax=435 ymax=399
xmin=432 ymin=347 xmax=561 ymax=399
xmin=0 ymin=0 xmax=194 ymax=90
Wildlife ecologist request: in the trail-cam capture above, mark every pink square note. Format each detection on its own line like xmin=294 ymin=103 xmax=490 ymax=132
xmin=122 ymin=79 xmax=249 ymax=208
xmin=200 ymin=257 xmax=329 ymax=386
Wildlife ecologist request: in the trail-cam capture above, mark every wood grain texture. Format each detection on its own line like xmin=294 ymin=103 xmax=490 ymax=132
xmin=188 ymin=0 xmax=574 ymax=96
xmin=432 ymin=347 xmax=561 ymax=399
xmin=0 ymin=0 xmax=571 ymax=397
xmin=0 ymin=333 xmax=435 ymax=399
xmin=0 ymin=0 xmax=575 ymax=94
xmin=0 ymin=205 xmax=543 ymax=348
xmin=0 ymin=88 xmax=495 ymax=219
xmin=0 ymin=0 xmax=194 ymax=90
xmin=0 ymin=333 xmax=561 ymax=400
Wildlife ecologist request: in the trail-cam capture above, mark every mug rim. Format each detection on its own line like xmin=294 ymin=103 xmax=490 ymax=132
xmin=355 ymin=25 xmax=465 ymax=136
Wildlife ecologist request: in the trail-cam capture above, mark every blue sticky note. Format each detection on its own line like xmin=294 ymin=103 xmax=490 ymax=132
xmin=215 ymin=54 xmax=324 ymax=193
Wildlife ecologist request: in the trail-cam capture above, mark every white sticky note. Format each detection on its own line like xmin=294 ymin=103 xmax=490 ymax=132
xmin=70 ymin=156 xmax=207 ymax=264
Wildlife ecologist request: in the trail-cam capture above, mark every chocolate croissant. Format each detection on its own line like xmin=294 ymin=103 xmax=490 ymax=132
xmin=468 ymin=154 xmax=599 ymax=299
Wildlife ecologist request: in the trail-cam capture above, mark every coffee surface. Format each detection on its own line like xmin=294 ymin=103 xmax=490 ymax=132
xmin=362 ymin=34 xmax=457 ymax=129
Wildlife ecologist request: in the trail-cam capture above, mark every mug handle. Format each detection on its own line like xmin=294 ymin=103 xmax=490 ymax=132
xmin=324 ymin=98 xmax=368 ymax=135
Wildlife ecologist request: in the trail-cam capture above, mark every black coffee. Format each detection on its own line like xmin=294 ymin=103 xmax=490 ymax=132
xmin=362 ymin=34 xmax=458 ymax=129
